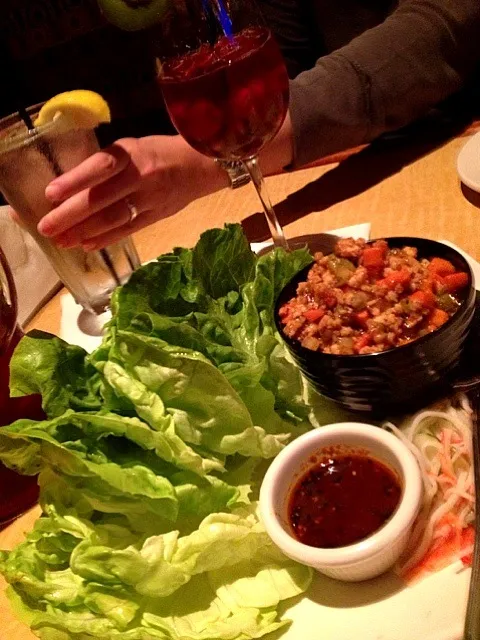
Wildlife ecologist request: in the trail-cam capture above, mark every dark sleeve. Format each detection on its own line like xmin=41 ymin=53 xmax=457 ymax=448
xmin=289 ymin=0 xmax=480 ymax=167
xmin=259 ymin=0 xmax=319 ymax=78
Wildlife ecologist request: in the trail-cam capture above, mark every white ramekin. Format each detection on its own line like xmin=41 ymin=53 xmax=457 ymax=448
xmin=259 ymin=422 xmax=423 ymax=582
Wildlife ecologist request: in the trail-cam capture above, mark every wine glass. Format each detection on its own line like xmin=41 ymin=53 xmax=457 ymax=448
xmin=0 ymin=247 xmax=44 ymax=527
xmin=156 ymin=0 xmax=290 ymax=249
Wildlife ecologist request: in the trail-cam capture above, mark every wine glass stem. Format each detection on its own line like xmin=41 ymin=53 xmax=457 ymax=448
xmin=243 ymin=156 xmax=289 ymax=250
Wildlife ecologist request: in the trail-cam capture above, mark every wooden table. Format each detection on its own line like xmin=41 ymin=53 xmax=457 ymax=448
xmin=1 ymin=128 xmax=480 ymax=639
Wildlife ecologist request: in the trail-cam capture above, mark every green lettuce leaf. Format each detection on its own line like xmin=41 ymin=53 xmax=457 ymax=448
xmin=0 ymin=224 xmax=326 ymax=640
xmin=97 ymin=330 xmax=290 ymax=460
xmin=10 ymin=331 xmax=102 ymax=418
xmin=1 ymin=506 xmax=312 ymax=640
xmin=0 ymin=411 xmax=243 ymax=531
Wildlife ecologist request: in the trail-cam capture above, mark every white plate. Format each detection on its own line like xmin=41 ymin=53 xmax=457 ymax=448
xmin=57 ymin=227 xmax=476 ymax=638
xmin=284 ymin=561 xmax=469 ymax=640
xmin=457 ymin=132 xmax=480 ymax=192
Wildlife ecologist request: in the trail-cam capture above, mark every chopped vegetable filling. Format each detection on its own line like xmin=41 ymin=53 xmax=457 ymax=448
xmin=280 ymin=238 xmax=468 ymax=355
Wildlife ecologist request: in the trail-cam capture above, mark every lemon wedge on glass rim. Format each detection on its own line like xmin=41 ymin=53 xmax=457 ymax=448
xmin=35 ymin=90 xmax=111 ymax=129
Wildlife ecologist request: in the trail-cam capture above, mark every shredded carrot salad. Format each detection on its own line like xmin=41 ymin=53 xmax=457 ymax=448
xmin=383 ymin=394 xmax=474 ymax=583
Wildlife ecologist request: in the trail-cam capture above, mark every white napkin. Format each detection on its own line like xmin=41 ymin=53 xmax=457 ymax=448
xmin=60 ymin=223 xmax=372 ymax=353
xmin=0 ymin=206 xmax=60 ymax=325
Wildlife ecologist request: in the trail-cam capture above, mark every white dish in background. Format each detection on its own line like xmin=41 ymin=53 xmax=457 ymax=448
xmin=457 ymin=132 xmax=480 ymax=192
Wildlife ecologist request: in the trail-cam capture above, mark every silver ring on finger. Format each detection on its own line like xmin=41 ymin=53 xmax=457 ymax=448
xmin=125 ymin=197 xmax=140 ymax=223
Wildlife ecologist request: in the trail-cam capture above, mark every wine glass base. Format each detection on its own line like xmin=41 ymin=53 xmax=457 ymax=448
xmin=77 ymin=308 xmax=111 ymax=338
xmin=60 ymin=292 xmax=110 ymax=353
xmin=254 ymin=233 xmax=341 ymax=257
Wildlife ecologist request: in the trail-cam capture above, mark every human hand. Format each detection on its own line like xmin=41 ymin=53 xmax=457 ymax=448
xmin=36 ymin=135 xmax=228 ymax=250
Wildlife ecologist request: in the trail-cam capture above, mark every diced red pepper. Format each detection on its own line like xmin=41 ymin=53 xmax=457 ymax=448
xmin=442 ymin=272 xmax=469 ymax=293
xmin=428 ymin=257 xmax=456 ymax=277
xmin=304 ymin=309 xmax=325 ymax=322
xmin=354 ymin=332 xmax=372 ymax=352
xmin=429 ymin=308 xmax=450 ymax=329
xmin=361 ymin=247 xmax=385 ymax=269
xmin=377 ymin=269 xmax=411 ymax=289
xmin=409 ymin=290 xmax=436 ymax=309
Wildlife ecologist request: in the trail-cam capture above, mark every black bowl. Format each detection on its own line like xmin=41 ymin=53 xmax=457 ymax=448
xmin=274 ymin=237 xmax=476 ymax=416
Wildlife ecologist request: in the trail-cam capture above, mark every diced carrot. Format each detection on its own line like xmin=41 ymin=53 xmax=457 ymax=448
xmin=429 ymin=308 xmax=450 ymax=328
xmin=362 ymin=247 xmax=385 ymax=269
xmin=377 ymin=269 xmax=411 ymax=289
xmin=409 ymin=290 xmax=436 ymax=309
xmin=428 ymin=257 xmax=456 ymax=277
xmin=353 ymin=310 xmax=370 ymax=328
xmin=443 ymin=272 xmax=469 ymax=293
xmin=354 ymin=333 xmax=372 ymax=352
xmin=304 ymin=309 xmax=324 ymax=322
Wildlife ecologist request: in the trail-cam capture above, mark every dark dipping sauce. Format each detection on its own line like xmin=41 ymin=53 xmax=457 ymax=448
xmin=288 ymin=454 xmax=402 ymax=548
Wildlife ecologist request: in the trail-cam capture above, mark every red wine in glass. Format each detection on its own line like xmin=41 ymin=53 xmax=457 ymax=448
xmin=157 ymin=0 xmax=290 ymax=249
xmin=0 ymin=248 xmax=45 ymax=528
xmin=161 ymin=27 xmax=289 ymax=160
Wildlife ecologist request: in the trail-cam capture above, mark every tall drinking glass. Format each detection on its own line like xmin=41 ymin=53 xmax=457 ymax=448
xmin=0 ymin=246 xmax=44 ymax=527
xmin=156 ymin=0 xmax=290 ymax=248
xmin=0 ymin=107 xmax=141 ymax=315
